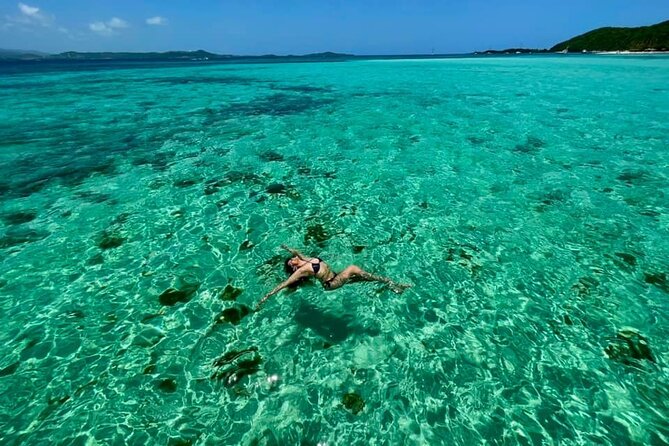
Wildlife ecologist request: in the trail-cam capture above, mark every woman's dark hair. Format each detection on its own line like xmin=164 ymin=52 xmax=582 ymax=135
xmin=284 ymin=257 xmax=308 ymax=289
xmin=284 ymin=258 xmax=297 ymax=275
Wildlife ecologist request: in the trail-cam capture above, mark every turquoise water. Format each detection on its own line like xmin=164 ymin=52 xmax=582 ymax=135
xmin=0 ymin=55 xmax=668 ymax=445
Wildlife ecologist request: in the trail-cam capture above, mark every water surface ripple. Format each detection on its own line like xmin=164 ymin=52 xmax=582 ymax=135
xmin=0 ymin=56 xmax=668 ymax=445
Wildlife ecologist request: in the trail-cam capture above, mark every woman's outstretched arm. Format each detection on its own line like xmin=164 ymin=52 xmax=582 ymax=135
xmin=280 ymin=244 xmax=309 ymax=260
xmin=255 ymin=267 xmax=310 ymax=311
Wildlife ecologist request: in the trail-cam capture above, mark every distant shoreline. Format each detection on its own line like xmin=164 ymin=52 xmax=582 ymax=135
xmin=592 ymin=50 xmax=669 ymax=55
xmin=2 ymin=19 xmax=668 ymax=63
xmin=2 ymin=50 xmax=668 ymax=69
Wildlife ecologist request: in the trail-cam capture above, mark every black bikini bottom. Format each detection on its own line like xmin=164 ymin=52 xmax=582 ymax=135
xmin=323 ymin=273 xmax=338 ymax=289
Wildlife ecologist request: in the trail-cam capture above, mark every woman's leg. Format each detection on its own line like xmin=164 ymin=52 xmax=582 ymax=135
xmin=329 ymin=265 xmax=409 ymax=293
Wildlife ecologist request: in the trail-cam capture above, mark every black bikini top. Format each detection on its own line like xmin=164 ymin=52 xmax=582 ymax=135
xmin=309 ymin=257 xmax=323 ymax=274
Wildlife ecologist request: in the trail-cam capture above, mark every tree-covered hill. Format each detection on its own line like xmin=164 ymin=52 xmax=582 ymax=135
xmin=551 ymin=20 xmax=669 ymax=52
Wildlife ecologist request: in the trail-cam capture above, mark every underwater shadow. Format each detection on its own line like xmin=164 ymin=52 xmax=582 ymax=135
xmin=294 ymin=300 xmax=367 ymax=343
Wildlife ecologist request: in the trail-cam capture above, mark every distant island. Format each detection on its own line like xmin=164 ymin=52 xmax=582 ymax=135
xmin=551 ymin=19 xmax=669 ymax=52
xmin=0 ymin=49 xmax=356 ymax=62
xmin=477 ymin=19 xmax=669 ymax=54
xmin=0 ymin=48 xmax=48 ymax=60
xmin=1 ymin=19 xmax=668 ymax=62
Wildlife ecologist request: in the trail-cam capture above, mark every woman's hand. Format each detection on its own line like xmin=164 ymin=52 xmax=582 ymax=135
xmin=255 ymin=266 xmax=311 ymax=311
xmin=281 ymin=245 xmax=307 ymax=260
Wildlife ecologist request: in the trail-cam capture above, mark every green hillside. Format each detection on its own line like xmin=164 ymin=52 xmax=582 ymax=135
xmin=551 ymin=20 xmax=669 ymax=52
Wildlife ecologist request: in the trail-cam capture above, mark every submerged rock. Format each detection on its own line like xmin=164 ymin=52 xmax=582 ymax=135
xmin=537 ymin=189 xmax=569 ymax=206
xmin=168 ymin=436 xmax=198 ymax=446
xmin=445 ymin=241 xmax=481 ymax=275
xmin=204 ymin=178 xmax=233 ymax=195
xmin=87 ymin=253 xmax=104 ymax=266
xmin=259 ymin=150 xmax=285 ymax=162
xmin=304 ymin=223 xmax=329 ymax=247
xmin=219 ymin=284 xmax=243 ymax=301
xmin=261 ymin=182 xmax=301 ymax=200
xmin=216 ymin=304 xmax=252 ymax=325
xmin=158 ymin=283 xmax=200 ymax=306
xmin=173 ymin=178 xmax=200 ymax=188
xmin=605 ymin=328 xmax=655 ymax=365
xmin=64 ymin=309 xmax=85 ymax=319
xmin=140 ymin=313 xmax=162 ymax=324
xmin=644 ymin=272 xmax=668 ymax=293
xmin=226 ymin=171 xmax=262 ymax=184
xmin=220 ymin=93 xmax=334 ymax=119
xmin=157 ymin=378 xmax=177 ymax=393
xmin=239 ymin=240 xmax=254 ymax=251
xmin=614 ymin=252 xmax=637 ymax=267
xmin=266 ymin=183 xmax=286 ymax=194
xmin=571 ymin=276 xmax=599 ymax=297
xmin=617 ymin=170 xmax=648 ymax=186
xmin=98 ymin=230 xmax=124 ymax=250
xmin=0 ymin=361 xmax=20 ymax=377
xmin=1 ymin=210 xmax=37 ymax=225
xmin=513 ymin=135 xmax=545 ymax=154
xmin=342 ymin=392 xmax=365 ymax=415
xmin=211 ymin=348 xmax=262 ymax=387
xmin=0 ymin=228 xmax=49 ymax=249
xmin=213 ymin=346 xmax=258 ymax=367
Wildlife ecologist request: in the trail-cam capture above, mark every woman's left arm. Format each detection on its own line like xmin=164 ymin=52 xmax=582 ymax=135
xmin=281 ymin=244 xmax=309 ymax=260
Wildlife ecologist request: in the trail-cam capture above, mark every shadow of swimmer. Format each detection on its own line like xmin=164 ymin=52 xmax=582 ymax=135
xmin=293 ymin=301 xmax=369 ymax=344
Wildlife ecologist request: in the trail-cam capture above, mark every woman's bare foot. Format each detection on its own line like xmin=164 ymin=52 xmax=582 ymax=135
xmin=390 ymin=283 xmax=411 ymax=294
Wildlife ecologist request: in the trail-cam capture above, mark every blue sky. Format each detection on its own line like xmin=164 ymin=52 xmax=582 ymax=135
xmin=1 ymin=0 xmax=668 ymax=54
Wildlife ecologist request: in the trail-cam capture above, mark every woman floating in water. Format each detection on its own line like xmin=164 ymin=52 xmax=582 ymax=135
xmin=255 ymin=245 xmax=410 ymax=310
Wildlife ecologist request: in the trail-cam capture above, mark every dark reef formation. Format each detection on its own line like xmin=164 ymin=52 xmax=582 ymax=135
xmin=211 ymin=347 xmax=262 ymax=387
xmin=342 ymin=392 xmax=365 ymax=415
xmin=605 ymin=328 xmax=655 ymax=366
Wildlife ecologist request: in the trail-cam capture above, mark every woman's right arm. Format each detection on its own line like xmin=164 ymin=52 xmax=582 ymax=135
xmin=255 ymin=266 xmax=311 ymax=311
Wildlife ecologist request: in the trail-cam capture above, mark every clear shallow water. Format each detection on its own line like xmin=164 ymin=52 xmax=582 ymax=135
xmin=0 ymin=55 xmax=668 ymax=445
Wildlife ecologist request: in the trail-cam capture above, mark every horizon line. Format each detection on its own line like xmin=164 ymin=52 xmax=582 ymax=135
xmin=1 ymin=48 xmax=556 ymax=57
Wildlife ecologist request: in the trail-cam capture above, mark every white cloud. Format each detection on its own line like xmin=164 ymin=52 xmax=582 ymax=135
xmin=89 ymin=17 xmax=129 ymax=36
xmin=0 ymin=2 xmax=63 ymax=36
xmin=89 ymin=21 xmax=109 ymax=35
xmin=146 ymin=16 xmax=167 ymax=26
xmin=18 ymin=3 xmax=39 ymax=17
xmin=108 ymin=17 xmax=128 ymax=29
xmin=0 ymin=3 xmax=76 ymax=40
xmin=15 ymin=2 xmax=51 ymax=26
